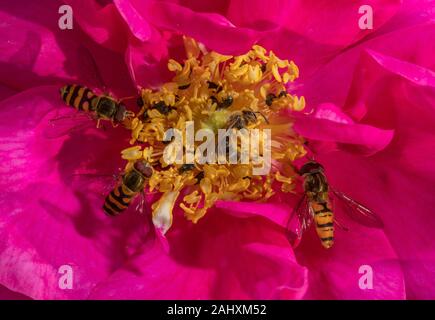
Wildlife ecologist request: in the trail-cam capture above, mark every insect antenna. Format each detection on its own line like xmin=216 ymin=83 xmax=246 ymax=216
xmin=119 ymin=95 xmax=139 ymax=103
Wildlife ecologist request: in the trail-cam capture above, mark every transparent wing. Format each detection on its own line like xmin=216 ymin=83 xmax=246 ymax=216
xmin=331 ymin=187 xmax=384 ymax=228
xmin=69 ymin=172 xmax=121 ymax=197
xmin=135 ymin=187 xmax=160 ymax=215
xmin=43 ymin=112 xmax=97 ymax=139
xmin=135 ymin=191 xmax=150 ymax=215
xmin=286 ymin=194 xmax=314 ymax=246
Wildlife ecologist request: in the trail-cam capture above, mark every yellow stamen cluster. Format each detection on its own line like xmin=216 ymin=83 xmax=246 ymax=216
xmin=122 ymin=37 xmax=307 ymax=231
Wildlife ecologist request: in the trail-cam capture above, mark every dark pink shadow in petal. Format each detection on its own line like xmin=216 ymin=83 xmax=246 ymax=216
xmin=0 ymin=285 xmax=32 ymax=300
xmin=89 ymin=210 xmax=308 ymax=300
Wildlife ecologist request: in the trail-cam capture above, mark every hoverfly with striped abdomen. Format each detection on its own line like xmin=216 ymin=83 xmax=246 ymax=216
xmin=103 ymin=160 xmax=154 ymax=216
xmin=60 ymin=84 xmax=135 ymax=127
xmin=287 ymin=160 xmax=383 ymax=249
xmin=44 ymin=85 xmax=137 ymax=139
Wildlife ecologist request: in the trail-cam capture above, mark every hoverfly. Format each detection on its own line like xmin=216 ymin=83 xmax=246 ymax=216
xmin=60 ymin=84 xmax=135 ymax=127
xmin=288 ymin=160 xmax=383 ymax=249
xmin=103 ymin=160 xmax=154 ymax=216
xmin=45 ymin=85 xmax=136 ymax=139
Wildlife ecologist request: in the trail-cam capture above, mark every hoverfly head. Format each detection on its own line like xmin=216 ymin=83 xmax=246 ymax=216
xmin=299 ymin=161 xmax=324 ymax=176
xmin=134 ymin=161 xmax=154 ymax=178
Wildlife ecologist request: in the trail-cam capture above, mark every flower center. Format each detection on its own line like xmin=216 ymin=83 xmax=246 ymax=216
xmin=122 ymin=37 xmax=307 ymax=231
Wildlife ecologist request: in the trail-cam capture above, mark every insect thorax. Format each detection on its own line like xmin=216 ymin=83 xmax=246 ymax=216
xmin=123 ymin=169 xmax=145 ymax=193
xmin=95 ymin=97 xmax=118 ymax=119
xmin=304 ymin=172 xmax=329 ymax=201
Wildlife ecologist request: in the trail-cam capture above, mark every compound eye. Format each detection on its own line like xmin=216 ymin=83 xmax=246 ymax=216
xmin=134 ymin=161 xmax=153 ymax=178
xmin=114 ymin=104 xmax=127 ymax=122
xmin=142 ymin=167 xmax=153 ymax=178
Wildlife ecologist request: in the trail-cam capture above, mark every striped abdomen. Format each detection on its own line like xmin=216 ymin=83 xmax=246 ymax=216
xmin=311 ymin=197 xmax=334 ymax=249
xmin=103 ymin=183 xmax=137 ymax=216
xmin=60 ymin=85 xmax=97 ymax=112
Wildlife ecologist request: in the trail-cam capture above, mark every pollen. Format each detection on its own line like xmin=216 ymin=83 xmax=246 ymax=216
xmin=119 ymin=36 xmax=308 ymax=232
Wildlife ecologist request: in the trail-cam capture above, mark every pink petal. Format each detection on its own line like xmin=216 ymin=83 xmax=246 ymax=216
xmin=293 ymin=104 xmax=394 ymax=155
xmin=65 ymin=0 xmax=129 ymax=52
xmin=0 ymin=85 xmax=17 ymax=101
xmin=313 ymin=50 xmax=435 ymax=298
xmin=0 ymin=87 xmax=151 ymax=299
xmin=0 ymin=285 xmax=31 ymax=300
xmin=224 ymin=0 xmax=402 ymax=78
xmin=215 ymin=201 xmax=293 ymax=228
xmin=125 ymin=32 xmax=173 ymax=88
xmin=366 ymin=49 xmax=435 ymax=87
xmin=298 ymin=22 xmax=435 ymax=107
xmin=216 ymin=179 xmax=405 ymax=299
xmin=113 ymin=0 xmax=152 ymax=42
xmin=227 ymin=0 xmax=401 ymax=45
xmin=171 ymin=0 xmax=230 ymax=15
xmin=0 ymin=1 xmax=134 ymax=95
xmin=118 ymin=0 xmax=264 ymax=55
xmin=89 ymin=209 xmax=308 ymax=299
xmin=295 ymin=221 xmax=405 ymax=299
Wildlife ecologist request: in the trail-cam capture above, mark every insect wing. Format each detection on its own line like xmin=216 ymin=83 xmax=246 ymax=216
xmin=136 ymin=191 xmax=151 ymax=216
xmin=286 ymin=195 xmax=314 ymax=246
xmin=331 ymin=188 xmax=384 ymax=228
xmin=135 ymin=188 xmax=160 ymax=215
xmin=69 ymin=172 xmax=120 ymax=197
xmin=44 ymin=112 xmax=96 ymax=139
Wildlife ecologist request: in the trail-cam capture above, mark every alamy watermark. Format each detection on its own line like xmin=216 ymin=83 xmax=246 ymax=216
xmin=58 ymin=5 xmax=73 ymax=30
xmin=58 ymin=264 xmax=73 ymax=290
xmin=359 ymin=5 xmax=374 ymax=30
xmin=162 ymin=121 xmax=271 ymax=175
xmin=358 ymin=264 xmax=374 ymax=290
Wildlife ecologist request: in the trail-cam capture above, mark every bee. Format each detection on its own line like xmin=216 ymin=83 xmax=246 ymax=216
xmin=103 ymin=160 xmax=154 ymax=216
xmin=288 ymin=160 xmax=383 ymax=249
xmin=60 ymin=84 xmax=135 ymax=127
xmin=226 ymin=110 xmax=269 ymax=130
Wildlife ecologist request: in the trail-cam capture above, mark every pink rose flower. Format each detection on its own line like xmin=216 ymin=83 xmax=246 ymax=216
xmin=0 ymin=0 xmax=434 ymax=300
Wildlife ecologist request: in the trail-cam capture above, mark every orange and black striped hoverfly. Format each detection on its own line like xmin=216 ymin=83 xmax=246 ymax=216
xmin=288 ymin=160 xmax=383 ymax=249
xmin=44 ymin=85 xmax=137 ymax=139
xmin=103 ymin=160 xmax=154 ymax=216
xmin=60 ymin=84 xmax=135 ymax=127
